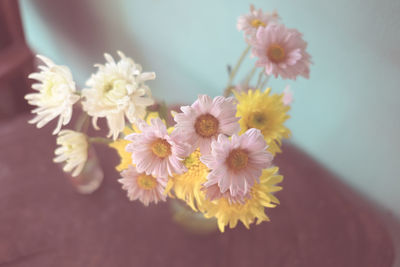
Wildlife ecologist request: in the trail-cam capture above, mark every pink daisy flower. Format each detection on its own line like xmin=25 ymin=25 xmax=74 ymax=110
xmin=201 ymin=128 xmax=273 ymax=201
xmin=125 ymin=118 xmax=189 ymax=178
xmin=250 ymin=24 xmax=312 ymax=80
xmin=118 ymin=166 xmax=167 ymax=206
xmin=173 ymin=95 xmax=240 ymax=155
xmin=237 ymin=5 xmax=279 ymax=38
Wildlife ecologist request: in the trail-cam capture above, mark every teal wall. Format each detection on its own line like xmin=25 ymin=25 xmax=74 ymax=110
xmin=20 ymin=0 xmax=400 ymax=216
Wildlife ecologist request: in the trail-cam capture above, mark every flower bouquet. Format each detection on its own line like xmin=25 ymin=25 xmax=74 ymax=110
xmin=25 ymin=5 xmax=311 ymax=233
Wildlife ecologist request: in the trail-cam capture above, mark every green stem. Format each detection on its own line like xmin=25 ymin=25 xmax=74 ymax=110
xmin=243 ymin=66 xmax=257 ymax=87
xmin=256 ymin=69 xmax=264 ymax=89
xmin=158 ymin=101 xmax=169 ymax=122
xmin=224 ymin=44 xmax=251 ymax=97
xmin=89 ymin=137 xmax=112 ymax=145
xmin=260 ymin=74 xmax=271 ymax=90
xmin=75 ymin=113 xmax=89 ymax=132
xmin=82 ymin=116 xmax=90 ymax=134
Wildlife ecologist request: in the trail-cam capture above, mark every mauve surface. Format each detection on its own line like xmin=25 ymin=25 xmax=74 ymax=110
xmin=0 ymin=114 xmax=395 ymax=266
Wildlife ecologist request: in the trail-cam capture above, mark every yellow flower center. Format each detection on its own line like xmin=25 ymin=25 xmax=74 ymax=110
xmin=151 ymin=138 xmax=171 ymax=158
xmin=183 ymin=149 xmax=202 ymax=169
xmin=267 ymin=44 xmax=286 ymax=63
xmin=66 ymin=144 xmax=75 ymax=152
xmin=227 ymin=149 xmax=249 ymax=171
xmin=194 ymin=114 xmax=219 ymax=138
xmin=43 ymin=80 xmax=54 ymax=97
xmin=247 ymin=111 xmax=267 ymax=129
xmin=251 ymin=19 xmax=266 ymax=28
xmin=103 ymin=79 xmax=128 ymax=102
xmin=137 ymin=174 xmax=157 ymax=190
xmin=42 ymin=74 xmax=66 ymax=101
xmin=104 ymin=83 xmax=113 ymax=93
xmin=183 ymin=152 xmax=196 ymax=168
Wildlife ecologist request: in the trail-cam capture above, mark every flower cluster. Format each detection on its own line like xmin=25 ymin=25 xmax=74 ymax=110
xmin=236 ymin=5 xmax=311 ymax=81
xmin=112 ymin=91 xmax=289 ymax=232
xmin=25 ymin=52 xmax=156 ymax=180
xmin=25 ymin=4 xmax=311 ymax=233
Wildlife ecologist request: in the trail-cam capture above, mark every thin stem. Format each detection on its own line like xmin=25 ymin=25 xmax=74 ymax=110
xmin=255 ymin=69 xmax=265 ymax=89
xmin=158 ymin=101 xmax=169 ymax=122
xmin=75 ymin=113 xmax=89 ymax=132
xmin=223 ymin=86 xmax=235 ymax=97
xmin=89 ymin=137 xmax=112 ymax=145
xmin=82 ymin=115 xmax=90 ymax=134
xmin=243 ymin=66 xmax=257 ymax=87
xmin=224 ymin=44 xmax=251 ymax=96
xmin=260 ymin=74 xmax=271 ymax=90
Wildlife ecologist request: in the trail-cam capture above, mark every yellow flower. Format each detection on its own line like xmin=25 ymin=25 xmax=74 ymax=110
xmin=110 ymin=112 xmax=165 ymax=172
xmin=166 ymin=149 xmax=209 ymax=211
xmin=109 ymin=127 xmax=134 ymax=172
xmin=145 ymin=112 xmax=165 ymax=126
xmin=131 ymin=111 xmax=165 ymax=132
xmin=199 ymin=167 xmax=283 ymax=232
xmin=234 ymin=88 xmax=291 ymax=155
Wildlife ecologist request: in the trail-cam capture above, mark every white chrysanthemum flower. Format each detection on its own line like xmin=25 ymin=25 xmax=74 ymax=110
xmin=25 ymin=55 xmax=80 ymax=134
xmin=54 ymin=130 xmax=88 ymax=177
xmin=81 ymin=51 xmax=155 ymax=140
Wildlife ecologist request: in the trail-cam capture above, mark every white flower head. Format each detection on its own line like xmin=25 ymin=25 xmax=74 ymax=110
xmin=81 ymin=51 xmax=155 ymax=140
xmin=53 ymin=130 xmax=88 ymax=177
xmin=25 ymin=55 xmax=80 ymax=134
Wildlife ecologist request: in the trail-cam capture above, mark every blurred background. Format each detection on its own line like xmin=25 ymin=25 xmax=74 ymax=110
xmin=10 ymin=0 xmax=400 ymax=219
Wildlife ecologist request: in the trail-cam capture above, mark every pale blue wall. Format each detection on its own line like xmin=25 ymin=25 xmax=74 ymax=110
xmin=20 ymin=0 xmax=400 ymax=216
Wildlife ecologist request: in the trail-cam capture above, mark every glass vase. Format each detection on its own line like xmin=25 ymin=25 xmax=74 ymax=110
xmin=67 ymin=146 xmax=104 ymax=194
xmin=169 ymin=199 xmax=218 ymax=234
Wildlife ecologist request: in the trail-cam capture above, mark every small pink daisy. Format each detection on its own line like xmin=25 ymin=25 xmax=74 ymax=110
xmin=118 ymin=166 xmax=167 ymax=206
xmin=201 ymin=128 xmax=273 ymax=201
xmin=237 ymin=5 xmax=279 ymax=38
xmin=125 ymin=118 xmax=189 ymax=178
xmin=250 ymin=24 xmax=312 ymax=80
xmin=173 ymin=95 xmax=240 ymax=155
